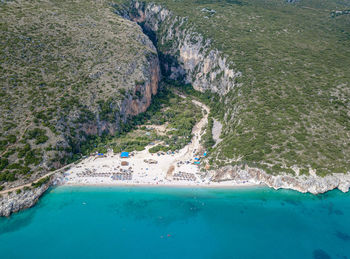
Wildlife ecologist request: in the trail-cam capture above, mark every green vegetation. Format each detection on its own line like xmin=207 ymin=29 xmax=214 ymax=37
xmin=24 ymin=149 xmax=42 ymax=166
xmin=0 ymin=171 xmax=17 ymax=182
xmin=27 ymin=128 xmax=49 ymax=145
xmin=61 ymin=86 xmax=202 ymax=157
xmin=0 ymin=158 xmax=8 ymax=171
xmin=31 ymin=176 xmax=50 ymax=188
xmin=149 ymin=145 xmax=171 ymax=153
xmin=6 ymin=135 xmax=17 ymax=144
xmin=110 ymin=86 xmax=202 ymax=153
xmin=0 ymin=0 xmax=158 ymax=185
xmin=171 ymin=81 xmax=224 ymax=120
xmin=202 ymin=117 xmax=215 ymax=150
xmin=115 ymin=0 xmax=350 ymax=176
xmin=98 ymin=99 xmax=118 ymax=123
xmin=2 ymin=0 xmax=350 ymax=187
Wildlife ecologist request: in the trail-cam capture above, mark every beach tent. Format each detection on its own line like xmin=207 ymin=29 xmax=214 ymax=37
xmin=194 ymin=157 xmax=200 ymax=161
xmin=98 ymin=153 xmax=104 ymax=156
xmin=194 ymin=161 xmax=200 ymax=165
xmin=120 ymin=152 xmax=129 ymax=158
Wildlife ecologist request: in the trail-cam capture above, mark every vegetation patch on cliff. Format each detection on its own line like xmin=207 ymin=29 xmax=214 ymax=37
xmin=115 ymin=0 xmax=350 ymax=176
xmin=0 ymin=0 xmax=158 ymax=189
xmin=82 ymin=86 xmax=203 ymax=154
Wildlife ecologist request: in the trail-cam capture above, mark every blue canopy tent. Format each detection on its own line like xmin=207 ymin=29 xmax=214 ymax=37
xmin=194 ymin=157 xmax=200 ymax=161
xmin=194 ymin=161 xmax=200 ymax=165
xmin=203 ymin=152 xmax=207 ymax=157
xmin=120 ymin=152 xmax=129 ymax=158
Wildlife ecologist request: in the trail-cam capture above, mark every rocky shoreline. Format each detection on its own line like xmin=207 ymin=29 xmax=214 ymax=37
xmin=210 ymin=165 xmax=350 ymax=194
xmin=1 ymin=165 xmax=349 ymax=217
xmin=0 ymin=174 xmax=64 ymax=217
xmin=1 ymin=1 xmax=349 ymax=218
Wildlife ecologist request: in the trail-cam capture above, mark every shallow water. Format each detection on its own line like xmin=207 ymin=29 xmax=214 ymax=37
xmin=1 ymin=186 xmax=350 ymax=259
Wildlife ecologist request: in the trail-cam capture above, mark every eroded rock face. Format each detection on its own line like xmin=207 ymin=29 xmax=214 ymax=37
xmin=119 ymin=55 xmax=160 ymax=120
xmin=117 ymin=1 xmax=240 ymax=95
xmin=0 ymin=187 xmax=47 ymax=217
xmin=0 ymin=174 xmax=67 ymax=217
xmin=115 ymin=1 xmax=350 ymax=195
xmin=0 ymin=177 xmax=51 ymax=217
xmin=0 ymin=0 xmax=162 ymax=191
xmin=211 ymin=165 xmax=350 ymax=194
xmin=92 ymin=53 xmax=160 ymax=137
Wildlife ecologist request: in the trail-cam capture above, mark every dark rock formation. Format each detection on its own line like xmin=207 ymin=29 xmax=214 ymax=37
xmin=116 ymin=1 xmax=240 ymax=95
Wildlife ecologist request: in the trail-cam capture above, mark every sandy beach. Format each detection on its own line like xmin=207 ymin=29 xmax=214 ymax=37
xmin=63 ymin=97 xmax=258 ymax=189
xmin=63 ymin=149 xmax=258 ymax=188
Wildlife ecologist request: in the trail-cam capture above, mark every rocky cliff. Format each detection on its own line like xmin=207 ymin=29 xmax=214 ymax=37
xmin=116 ymin=1 xmax=240 ymax=95
xmin=1 ymin=0 xmax=350 ymax=217
xmin=0 ymin=173 xmax=65 ymax=217
xmin=0 ymin=0 xmax=160 ymax=190
xmin=0 ymin=187 xmax=48 ymax=217
xmin=210 ymin=165 xmax=350 ymax=194
xmin=116 ymin=1 xmax=350 ymax=195
xmin=119 ymin=57 xmax=159 ymax=120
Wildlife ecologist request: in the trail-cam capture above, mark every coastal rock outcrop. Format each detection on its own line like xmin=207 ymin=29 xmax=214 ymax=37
xmin=2 ymin=0 xmax=349 ymax=218
xmin=210 ymin=165 xmax=350 ymax=194
xmin=116 ymin=1 xmax=350 ymax=195
xmin=0 ymin=173 xmax=64 ymax=217
xmin=0 ymin=186 xmax=48 ymax=217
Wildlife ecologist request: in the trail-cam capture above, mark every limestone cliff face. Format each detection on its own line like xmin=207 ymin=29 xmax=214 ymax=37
xmin=116 ymin=1 xmax=240 ymax=95
xmin=210 ymin=165 xmax=350 ymax=194
xmin=2 ymin=37 xmax=160 ymax=187
xmin=119 ymin=55 xmax=160 ymax=119
xmin=0 ymin=185 xmax=49 ymax=217
xmin=116 ymin=1 xmax=350 ymax=194
xmin=92 ymin=53 xmax=160 ymax=135
xmin=0 ymin=173 xmax=64 ymax=217
xmin=77 ymin=54 xmax=160 ymax=136
xmin=0 ymin=0 xmax=161 ymax=191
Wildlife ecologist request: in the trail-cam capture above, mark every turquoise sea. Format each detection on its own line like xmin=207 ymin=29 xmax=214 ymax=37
xmin=1 ymin=186 xmax=350 ymax=259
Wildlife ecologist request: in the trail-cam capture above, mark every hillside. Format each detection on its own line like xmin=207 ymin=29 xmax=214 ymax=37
xmin=1 ymin=0 xmax=350 ymax=194
xmin=115 ymin=0 xmax=350 ymax=177
xmin=0 ymin=0 xmax=159 ymax=189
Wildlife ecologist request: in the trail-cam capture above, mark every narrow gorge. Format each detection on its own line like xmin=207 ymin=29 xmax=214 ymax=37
xmin=115 ymin=1 xmax=350 ymax=194
xmin=116 ymin=1 xmax=240 ymax=95
xmin=1 ymin=0 xmax=350 ymax=217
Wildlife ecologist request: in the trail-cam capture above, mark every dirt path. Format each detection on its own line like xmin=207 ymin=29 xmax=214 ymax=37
xmin=0 ymin=164 xmax=71 ymax=195
xmin=1 ymin=91 xmax=211 ymax=194
xmin=183 ymin=99 xmax=209 ymax=157
xmin=171 ymin=92 xmax=210 ymax=166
